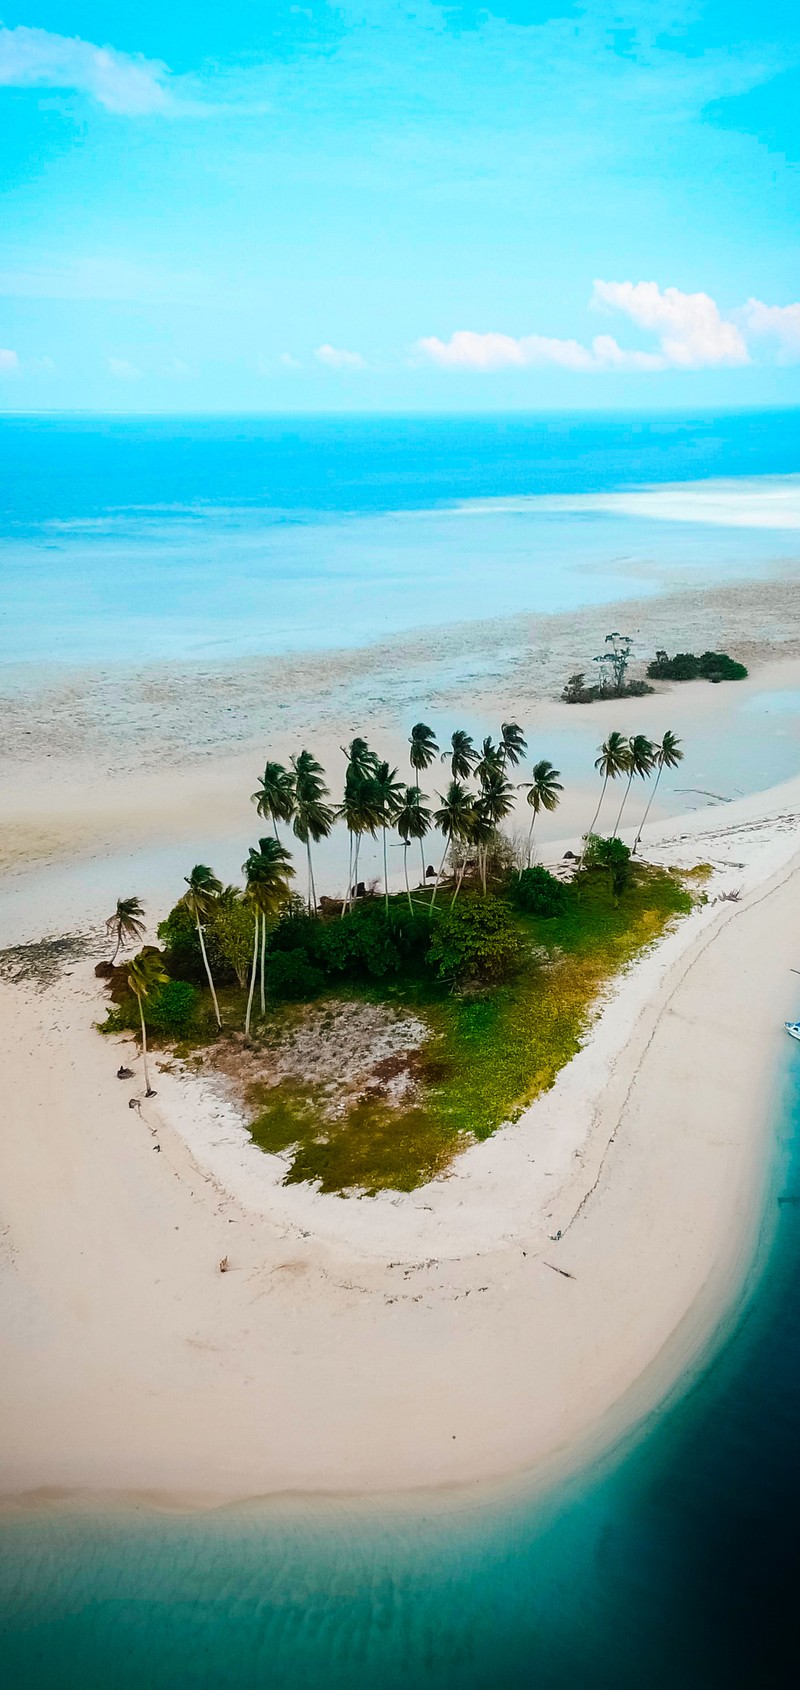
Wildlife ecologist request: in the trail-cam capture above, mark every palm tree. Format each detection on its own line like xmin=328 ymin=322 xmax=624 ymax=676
xmin=291 ymin=750 xmax=334 ymax=914
xmin=521 ymin=759 xmax=563 ymax=866
xmin=181 ymin=864 xmax=223 ymax=1030
xmin=372 ymin=760 xmax=406 ymax=913
xmin=612 ymin=734 xmax=656 ymax=837
xmin=251 ymin=761 xmax=295 ymax=840
xmin=395 ymin=786 xmax=432 ymax=910
xmin=466 ymin=801 xmax=495 ymax=897
xmin=580 ymin=731 xmax=629 ymax=866
xmin=127 ymin=948 xmax=169 ymax=1096
xmin=475 ymin=736 xmax=503 ymax=787
xmin=633 ymin=731 xmax=684 ymax=854
xmin=442 ymin=729 xmax=477 ymax=781
xmin=409 ymin=722 xmax=438 ymax=780
xmin=339 ymin=739 xmax=378 ymax=912
xmin=242 ymin=837 xmax=295 ymax=1034
xmin=475 ymin=768 xmax=515 ymax=891
xmin=431 ymin=780 xmax=474 ymax=905
xmin=105 ymin=896 xmax=145 ymax=965
xmin=499 ymin=721 xmax=527 ymax=769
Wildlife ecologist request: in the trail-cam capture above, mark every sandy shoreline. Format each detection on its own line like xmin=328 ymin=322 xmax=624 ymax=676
xmin=1 ymin=765 xmax=799 ymax=1509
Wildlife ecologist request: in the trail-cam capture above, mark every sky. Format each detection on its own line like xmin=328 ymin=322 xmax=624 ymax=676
xmin=0 ymin=1 xmax=799 ymax=412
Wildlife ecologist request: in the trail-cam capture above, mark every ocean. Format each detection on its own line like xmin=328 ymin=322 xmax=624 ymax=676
xmin=1 ymin=409 xmax=800 ymax=665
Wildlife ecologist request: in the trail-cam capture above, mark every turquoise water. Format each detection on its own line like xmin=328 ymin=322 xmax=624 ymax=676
xmin=1 ymin=411 xmax=799 ymax=663
xmin=1 ymin=1051 xmax=799 ymax=1688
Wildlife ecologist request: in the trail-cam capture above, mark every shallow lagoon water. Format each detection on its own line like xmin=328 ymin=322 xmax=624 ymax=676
xmin=1 ymin=1052 xmax=799 ymax=1689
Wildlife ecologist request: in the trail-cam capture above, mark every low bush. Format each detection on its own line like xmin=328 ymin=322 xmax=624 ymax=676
xmin=511 ymin=865 xmax=569 ymax=917
xmin=99 ymin=978 xmax=201 ymax=1037
xmin=583 ymin=835 xmax=632 ymax=900
xmin=427 ymin=895 xmax=524 ymax=985
xmin=647 ymin=648 xmax=747 ymax=683
xmin=269 ymin=898 xmax=434 ymax=984
xmin=268 ymin=948 xmax=326 ymax=1001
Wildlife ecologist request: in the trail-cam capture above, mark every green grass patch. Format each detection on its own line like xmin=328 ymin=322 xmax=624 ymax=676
xmin=246 ymin=1077 xmax=461 ymax=1195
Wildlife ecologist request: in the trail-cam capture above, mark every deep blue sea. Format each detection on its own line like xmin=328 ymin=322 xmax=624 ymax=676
xmin=1 ymin=1049 xmax=798 ymax=1690
xmin=1 ymin=409 xmax=799 ymax=664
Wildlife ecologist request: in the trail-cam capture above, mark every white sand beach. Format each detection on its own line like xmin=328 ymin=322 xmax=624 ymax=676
xmin=1 ymin=674 xmax=799 ymax=1507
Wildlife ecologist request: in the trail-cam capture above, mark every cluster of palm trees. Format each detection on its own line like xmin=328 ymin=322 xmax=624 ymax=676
xmin=584 ymin=729 xmax=683 ymax=858
xmin=252 ymin=722 xmax=564 ymax=915
xmin=107 ymin=721 xmax=684 ymax=1059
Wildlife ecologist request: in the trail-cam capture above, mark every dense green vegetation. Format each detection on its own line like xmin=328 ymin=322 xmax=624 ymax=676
xmin=646 ymin=649 xmax=748 ymax=683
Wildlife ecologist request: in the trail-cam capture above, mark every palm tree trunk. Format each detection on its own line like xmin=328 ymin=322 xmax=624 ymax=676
xmin=138 ymin=996 xmax=153 ymax=1095
xmin=342 ymin=831 xmax=354 ymax=916
xmin=111 ymin=930 xmax=121 ymax=965
xmin=451 ymin=856 xmax=468 ymax=906
xmin=403 ymin=842 xmax=413 ymax=912
xmin=526 ymin=810 xmax=536 ymax=868
xmin=633 ymin=762 xmax=663 ymax=854
xmin=353 ymin=833 xmax=362 ymax=900
xmin=195 ymin=914 xmax=222 ymax=1029
xmin=259 ymin=913 xmax=267 ymax=1015
xmin=431 ymin=836 xmax=450 ymax=907
xmin=480 ymin=847 xmax=487 ymax=896
xmin=382 ymin=824 xmax=389 ymax=915
xmin=419 ymin=836 xmax=426 ymax=887
xmin=306 ymin=840 xmax=315 ymax=914
xmin=613 ymin=772 xmax=634 ymax=838
xmin=245 ymin=917 xmax=259 ymax=1037
xmin=579 ymin=773 xmax=609 ymax=869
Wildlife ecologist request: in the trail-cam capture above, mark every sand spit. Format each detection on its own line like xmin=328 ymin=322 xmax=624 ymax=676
xmin=1 ymin=773 xmax=799 ymax=1504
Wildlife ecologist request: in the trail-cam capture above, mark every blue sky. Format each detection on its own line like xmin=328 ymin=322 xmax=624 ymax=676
xmin=1 ymin=1 xmax=799 ymax=411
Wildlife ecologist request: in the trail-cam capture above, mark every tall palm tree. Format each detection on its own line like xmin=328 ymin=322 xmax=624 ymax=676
xmin=291 ymin=750 xmax=334 ymax=914
xmin=475 ymin=736 xmax=503 ymax=787
xmin=580 ymin=731 xmax=629 ymax=867
xmin=181 ymin=864 xmax=223 ymax=1030
xmin=613 ymin=734 xmax=655 ymax=837
xmin=466 ymin=801 xmax=495 ymax=897
xmin=633 ymin=731 xmax=684 ymax=854
xmin=105 ymin=895 xmax=145 ymax=965
xmin=372 ymin=760 xmax=406 ymax=913
xmin=395 ymin=786 xmax=432 ymax=910
xmin=499 ymin=721 xmax=527 ymax=769
xmin=127 ymin=948 xmax=169 ymax=1096
xmin=409 ymin=722 xmax=438 ymax=781
xmin=475 ymin=768 xmax=515 ymax=890
xmin=242 ymin=837 xmax=295 ymax=1034
xmin=442 ymin=729 xmax=477 ymax=781
xmin=431 ymin=780 xmax=474 ymax=905
xmin=251 ymin=760 xmax=296 ymax=840
xmin=521 ymin=759 xmax=563 ymax=866
xmin=339 ymin=739 xmax=377 ymax=912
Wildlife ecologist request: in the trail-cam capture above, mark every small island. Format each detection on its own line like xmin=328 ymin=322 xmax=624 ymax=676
xmin=97 ymin=722 xmax=697 ymax=1196
xmin=563 ymin=631 xmax=747 ymax=703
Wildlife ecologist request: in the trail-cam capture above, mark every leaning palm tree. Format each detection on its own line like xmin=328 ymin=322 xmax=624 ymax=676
xmin=395 ymin=786 xmax=432 ymax=909
xmin=475 ymin=736 xmax=503 ymax=788
xmin=105 ymin=895 xmax=145 ymax=964
xmin=127 ymin=947 xmax=169 ymax=1096
xmin=442 ymin=729 xmax=477 ymax=781
xmin=372 ymin=760 xmax=406 ymax=913
xmin=499 ymin=721 xmax=527 ymax=769
xmin=613 ymin=734 xmax=655 ymax=837
xmin=521 ymin=759 xmax=563 ymax=866
xmin=181 ymin=865 xmax=224 ymax=1029
xmin=339 ymin=739 xmax=378 ymax=912
xmin=251 ymin=760 xmax=296 ymax=840
xmin=291 ymin=750 xmax=334 ymax=914
xmin=431 ymin=780 xmax=474 ymax=905
xmin=633 ymin=731 xmax=684 ymax=853
xmin=409 ymin=722 xmax=438 ymax=780
xmin=581 ymin=731 xmax=629 ymax=852
xmin=242 ymin=837 xmax=295 ymax=1034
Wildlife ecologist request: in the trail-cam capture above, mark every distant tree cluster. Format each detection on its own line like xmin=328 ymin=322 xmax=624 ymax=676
xmin=563 ymin=632 xmax=654 ymax=704
xmin=646 ymin=650 xmax=748 ymax=683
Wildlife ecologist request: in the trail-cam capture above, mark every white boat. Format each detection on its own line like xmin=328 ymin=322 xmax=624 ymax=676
xmin=786 ymin=1022 xmax=800 ymax=1043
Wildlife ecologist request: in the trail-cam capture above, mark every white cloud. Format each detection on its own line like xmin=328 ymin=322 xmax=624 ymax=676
xmin=417 ymin=329 xmax=663 ymax=372
xmin=108 ymin=356 xmax=141 ymax=381
xmin=739 ymin=298 xmax=800 ymax=363
xmin=592 ymin=279 xmax=749 ymax=368
xmin=314 ymin=343 xmax=366 ymax=369
xmin=0 ymin=347 xmax=19 ymax=372
xmin=0 ymin=25 xmax=170 ymax=115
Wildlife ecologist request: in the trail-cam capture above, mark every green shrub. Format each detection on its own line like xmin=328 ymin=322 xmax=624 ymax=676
xmin=583 ymin=835 xmax=632 ymax=901
xmin=427 ymin=895 xmax=523 ymax=985
xmin=268 ymin=949 xmax=326 ymax=1001
xmin=304 ymin=901 xmax=434 ymax=983
xmin=647 ymin=648 xmax=747 ymax=683
xmin=210 ymin=898 xmax=256 ymax=987
xmin=511 ymin=865 xmax=568 ymax=917
xmin=99 ymin=978 xmax=201 ymax=1037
